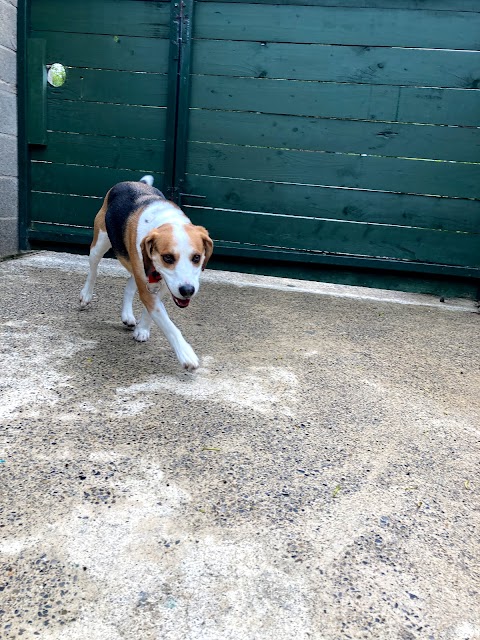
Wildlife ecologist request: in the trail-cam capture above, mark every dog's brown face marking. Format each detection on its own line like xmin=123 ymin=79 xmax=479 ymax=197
xmin=142 ymin=223 xmax=180 ymax=272
xmin=146 ymin=224 xmax=179 ymax=270
xmin=185 ymin=224 xmax=214 ymax=270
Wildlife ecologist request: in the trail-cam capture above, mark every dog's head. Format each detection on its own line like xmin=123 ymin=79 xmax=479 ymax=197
xmin=141 ymin=223 xmax=213 ymax=308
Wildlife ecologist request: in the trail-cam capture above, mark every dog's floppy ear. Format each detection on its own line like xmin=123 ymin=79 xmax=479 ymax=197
xmin=198 ymin=226 xmax=213 ymax=270
xmin=140 ymin=232 xmax=156 ymax=277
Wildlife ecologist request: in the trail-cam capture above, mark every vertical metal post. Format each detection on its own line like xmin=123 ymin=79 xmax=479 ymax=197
xmin=163 ymin=0 xmax=194 ymax=204
xmin=173 ymin=0 xmax=194 ymax=206
xmin=163 ymin=1 xmax=181 ymax=201
xmin=17 ymin=0 xmax=30 ymax=250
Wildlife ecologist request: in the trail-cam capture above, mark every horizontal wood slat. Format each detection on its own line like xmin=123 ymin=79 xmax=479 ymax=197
xmin=26 ymin=223 xmax=480 ymax=284
xmin=186 ymin=206 xmax=480 ymax=268
xmin=48 ymin=68 xmax=169 ymax=107
xmin=186 ymin=142 xmax=480 ymax=199
xmin=188 ymin=109 xmax=480 ymax=163
xmin=192 ymin=40 xmax=480 ymax=88
xmin=32 ymin=30 xmax=170 ymax=73
xmin=31 ymin=163 xmax=164 ymax=198
xmin=31 ymin=132 xmax=165 ymax=172
xmin=190 ymin=76 xmax=480 ymax=127
xmin=47 ymin=99 xmax=167 ymax=139
xmin=32 ymin=180 xmax=479 ymax=255
xmin=195 ymin=4 xmax=480 ymax=50
xmin=30 ymin=192 xmax=102 ymax=227
xmin=31 ymin=0 xmax=170 ymax=38
xmin=196 ymin=0 xmax=480 ymax=10
xmin=183 ymin=175 xmax=480 ymax=234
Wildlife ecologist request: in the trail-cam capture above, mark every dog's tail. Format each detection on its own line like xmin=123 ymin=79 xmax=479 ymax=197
xmin=139 ymin=175 xmax=154 ymax=186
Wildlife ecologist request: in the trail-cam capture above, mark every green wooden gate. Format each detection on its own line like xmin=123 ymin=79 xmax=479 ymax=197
xmin=23 ymin=0 xmax=172 ymax=240
xmin=20 ymin=0 xmax=480 ymax=294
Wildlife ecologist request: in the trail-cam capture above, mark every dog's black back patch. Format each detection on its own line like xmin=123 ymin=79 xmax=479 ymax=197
xmin=105 ymin=181 xmax=165 ymax=258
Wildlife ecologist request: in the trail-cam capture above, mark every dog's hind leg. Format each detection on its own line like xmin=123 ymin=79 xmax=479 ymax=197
xmin=80 ymin=206 xmax=111 ymax=307
xmin=121 ymin=276 xmax=137 ymax=328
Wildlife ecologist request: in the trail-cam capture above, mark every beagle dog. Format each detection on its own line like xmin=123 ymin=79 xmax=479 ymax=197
xmin=80 ymin=175 xmax=213 ymax=371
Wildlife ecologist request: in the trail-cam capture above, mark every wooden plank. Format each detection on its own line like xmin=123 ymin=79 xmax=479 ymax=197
xmin=207 ymin=243 xmax=480 ymax=283
xmin=185 ymin=207 xmax=480 ymax=268
xmin=28 ymin=199 xmax=480 ymax=271
xmin=188 ymin=110 xmax=480 ymax=163
xmin=26 ymin=38 xmax=47 ymax=145
xmin=183 ymin=175 xmax=480 ymax=234
xmin=195 ymin=4 xmax=480 ymax=50
xmin=29 ymin=223 xmax=94 ymax=245
xmin=190 ymin=76 xmax=480 ymax=127
xmin=30 ymin=191 xmax=102 ymax=227
xmin=26 ymin=223 xmax=480 ymax=285
xmin=192 ymin=40 xmax=480 ymax=89
xmin=207 ymin=247 xmax=480 ymax=295
xmin=186 ymin=142 xmax=480 ymax=199
xmin=32 ymin=30 xmax=170 ymax=73
xmin=31 ymin=162 xmax=165 ymax=197
xmin=30 ymin=0 xmax=170 ymax=38
xmin=47 ymin=98 xmax=167 ymax=139
xmin=196 ymin=0 xmax=480 ymax=10
xmin=31 ymin=132 xmax=165 ymax=172
xmin=48 ymin=68 xmax=169 ymax=107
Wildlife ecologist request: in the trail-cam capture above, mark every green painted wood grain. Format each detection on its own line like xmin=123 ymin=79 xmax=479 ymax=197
xmin=190 ymin=76 xmax=480 ymax=127
xmin=27 ymin=0 xmax=480 ymax=282
xmin=32 ymin=30 xmax=170 ymax=73
xmin=48 ymin=68 xmax=169 ymax=107
xmin=31 ymin=132 xmax=165 ymax=172
xmin=31 ymin=162 xmax=165 ymax=198
xmin=192 ymin=39 xmax=480 ymax=88
xmin=183 ymin=175 xmax=480 ymax=234
xmin=195 ymin=3 xmax=480 ymax=50
xmin=28 ymin=194 xmax=480 ymax=269
xmin=30 ymin=191 xmax=102 ymax=227
xmin=185 ymin=206 xmax=480 ymax=268
xmin=30 ymin=0 xmax=170 ymax=38
xmin=188 ymin=109 xmax=480 ymax=162
xmin=26 ymin=38 xmax=47 ymax=145
xmin=205 ymin=250 xmax=480 ymax=297
xmin=26 ymin=223 xmax=480 ymax=289
xmin=47 ymin=98 xmax=167 ymax=138
xmin=186 ymin=142 xmax=480 ymax=199
xmin=196 ymin=0 xmax=480 ymax=10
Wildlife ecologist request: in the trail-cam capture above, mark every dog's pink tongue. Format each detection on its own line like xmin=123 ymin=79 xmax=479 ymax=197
xmin=173 ymin=296 xmax=190 ymax=308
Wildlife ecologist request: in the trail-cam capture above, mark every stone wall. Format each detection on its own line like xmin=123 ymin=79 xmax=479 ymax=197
xmin=0 ymin=0 xmax=18 ymax=257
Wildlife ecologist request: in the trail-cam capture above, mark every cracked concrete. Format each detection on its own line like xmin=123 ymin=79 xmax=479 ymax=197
xmin=0 ymin=251 xmax=479 ymax=640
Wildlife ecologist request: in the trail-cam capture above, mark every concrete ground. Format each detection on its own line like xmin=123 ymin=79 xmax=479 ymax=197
xmin=0 ymin=251 xmax=479 ymax=640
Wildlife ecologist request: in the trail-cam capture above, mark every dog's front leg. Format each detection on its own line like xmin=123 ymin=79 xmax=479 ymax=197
xmin=136 ymin=287 xmax=199 ymax=371
xmin=152 ymin=301 xmax=199 ymax=371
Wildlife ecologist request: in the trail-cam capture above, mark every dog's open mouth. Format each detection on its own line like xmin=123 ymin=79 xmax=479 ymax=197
xmin=172 ymin=295 xmax=190 ymax=309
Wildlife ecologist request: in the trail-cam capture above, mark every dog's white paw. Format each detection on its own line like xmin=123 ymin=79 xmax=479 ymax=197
xmin=122 ymin=312 xmax=137 ymax=329
xmin=79 ymin=288 xmax=92 ymax=308
xmin=133 ymin=326 xmax=150 ymax=342
xmin=177 ymin=343 xmax=199 ymax=372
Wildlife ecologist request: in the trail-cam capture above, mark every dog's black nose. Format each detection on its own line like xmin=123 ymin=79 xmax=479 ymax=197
xmin=179 ymin=284 xmax=195 ymax=299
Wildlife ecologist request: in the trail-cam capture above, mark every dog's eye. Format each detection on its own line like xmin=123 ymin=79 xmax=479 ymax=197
xmin=192 ymin=254 xmax=201 ymax=264
xmin=162 ymin=254 xmax=175 ymax=264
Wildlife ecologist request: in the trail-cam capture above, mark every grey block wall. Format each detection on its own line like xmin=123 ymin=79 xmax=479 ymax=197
xmin=0 ymin=0 xmax=18 ymax=257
